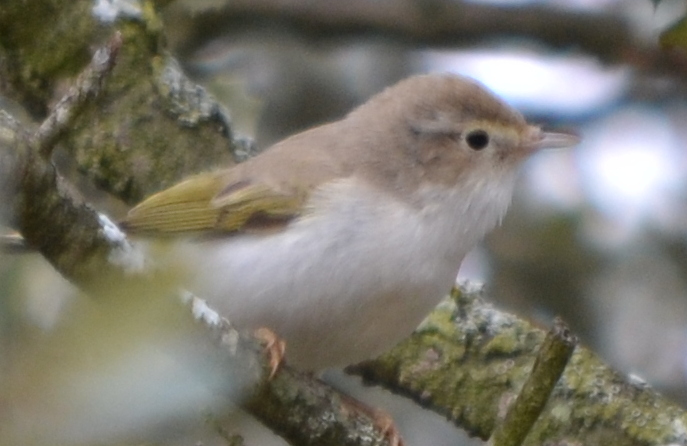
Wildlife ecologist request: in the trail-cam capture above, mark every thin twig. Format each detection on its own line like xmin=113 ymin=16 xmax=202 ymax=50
xmin=32 ymin=32 xmax=122 ymax=158
xmin=489 ymin=318 xmax=577 ymax=446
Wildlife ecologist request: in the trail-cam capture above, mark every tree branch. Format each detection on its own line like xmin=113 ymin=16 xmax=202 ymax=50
xmin=0 ymin=107 xmax=142 ymax=284
xmin=3 ymin=2 xmax=687 ymax=446
xmin=191 ymin=295 xmax=396 ymax=446
xmin=489 ymin=317 xmax=577 ymax=446
xmin=170 ymin=0 xmax=687 ymax=88
xmin=172 ymin=0 xmax=629 ymax=61
xmin=33 ymin=32 xmax=123 ymax=158
xmin=0 ymin=1 xmax=242 ymax=205
xmin=0 ymin=16 xmax=394 ymax=445
xmin=349 ymin=286 xmax=687 ymax=445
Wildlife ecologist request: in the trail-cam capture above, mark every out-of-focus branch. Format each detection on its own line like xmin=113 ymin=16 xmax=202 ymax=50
xmin=0 ymin=19 xmax=394 ymax=446
xmin=0 ymin=32 xmax=141 ymax=283
xmin=0 ymin=108 xmax=137 ymax=284
xmin=33 ymin=32 xmax=123 ymax=158
xmin=0 ymin=103 xmax=396 ymax=444
xmin=169 ymin=0 xmax=687 ymax=85
xmin=171 ymin=0 xmax=629 ymax=61
xmin=0 ymin=1 xmax=98 ymax=118
xmin=349 ymin=286 xmax=687 ymax=445
xmin=0 ymin=1 xmax=242 ymax=205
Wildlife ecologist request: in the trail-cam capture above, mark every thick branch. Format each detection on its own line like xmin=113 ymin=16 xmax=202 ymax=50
xmin=172 ymin=0 xmax=629 ymax=61
xmin=349 ymin=286 xmax=687 ymax=445
xmin=0 ymin=0 xmax=241 ymax=205
xmin=169 ymin=0 xmax=687 ymax=88
xmin=0 ymin=21 xmax=393 ymax=446
xmin=33 ymin=32 xmax=123 ymax=158
xmin=191 ymin=296 xmax=395 ymax=446
xmin=0 ymin=109 xmax=396 ymax=446
xmin=0 ymin=109 xmax=141 ymax=284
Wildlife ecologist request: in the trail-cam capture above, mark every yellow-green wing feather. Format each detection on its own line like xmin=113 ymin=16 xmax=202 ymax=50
xmin=211 ymin=181 xmax=304 ymax=231
xmin=123 ymin=171 xmax=306 ymax=235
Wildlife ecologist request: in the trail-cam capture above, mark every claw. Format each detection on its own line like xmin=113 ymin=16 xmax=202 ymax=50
xmin=254 ymin=327 xmax=286 ymax=379
xmin=341 ymin=393 xmax=404 ymax=446
xmin=372 ymin=408 xmax=404 ymax=446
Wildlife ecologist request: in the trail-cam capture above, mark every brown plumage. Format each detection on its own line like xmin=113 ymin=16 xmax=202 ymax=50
xmin=123 ymin=74 xmax=531 ymax=236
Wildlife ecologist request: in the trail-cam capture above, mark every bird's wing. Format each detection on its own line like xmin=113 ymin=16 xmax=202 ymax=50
xmin=122 ymin=170 xmax=307 ymax=235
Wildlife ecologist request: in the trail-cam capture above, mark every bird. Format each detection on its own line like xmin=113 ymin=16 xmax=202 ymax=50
xmin=123 ymin=73 xmax=577 ymax=372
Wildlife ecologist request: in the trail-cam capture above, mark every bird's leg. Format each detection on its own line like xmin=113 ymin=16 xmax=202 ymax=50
xmin=254 ymin=327 xmax=286 ymax=379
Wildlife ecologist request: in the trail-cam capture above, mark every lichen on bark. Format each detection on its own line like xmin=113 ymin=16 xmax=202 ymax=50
xmin=350 ymin=286 xmax=687 ymax=445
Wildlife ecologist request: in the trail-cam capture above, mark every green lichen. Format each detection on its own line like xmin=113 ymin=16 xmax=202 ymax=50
xmin=352 ymin=286 xmax=687 ymax=444
xmin=0 ymin=0 xmax=101 ymax=117
xmin=483 ymin=331 xmax=523 ymax=358
xmin=59 ymin=12 xmax=236 ymax=204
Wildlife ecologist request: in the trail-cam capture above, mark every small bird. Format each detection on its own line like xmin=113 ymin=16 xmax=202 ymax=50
xmin=123 ymin=73 xmax=578 ymax=372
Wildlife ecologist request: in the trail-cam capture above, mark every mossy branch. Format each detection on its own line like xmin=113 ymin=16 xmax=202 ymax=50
xmin=350 ymin=286 xmax=687 ymax=445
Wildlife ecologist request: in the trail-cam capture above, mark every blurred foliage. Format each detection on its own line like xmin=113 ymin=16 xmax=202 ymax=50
xmin=654 ymin=0 xmax=687 ymax=49
xmin=0 ymin=252 xmax=254 ymax=446
xmin=660 ymin=16 xmax=687 ymax=49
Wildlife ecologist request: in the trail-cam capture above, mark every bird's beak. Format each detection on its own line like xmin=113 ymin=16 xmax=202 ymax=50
xmin=521 ymin=125 xmax=580 ymax=154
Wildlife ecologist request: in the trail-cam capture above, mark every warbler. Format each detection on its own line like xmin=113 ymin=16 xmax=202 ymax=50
xmin=124 ymin=73 xmax=578 ymax=371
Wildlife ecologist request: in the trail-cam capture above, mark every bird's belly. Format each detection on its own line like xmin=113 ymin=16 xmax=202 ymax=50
xmin=182 ymin=237 xmax=456 ymax=370
xmin=176 ymin=184 xmax=472 ymax=370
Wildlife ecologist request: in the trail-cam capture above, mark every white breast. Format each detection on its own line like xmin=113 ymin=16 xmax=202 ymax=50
xmin=178 ymin=174 xmax=516 ymax=370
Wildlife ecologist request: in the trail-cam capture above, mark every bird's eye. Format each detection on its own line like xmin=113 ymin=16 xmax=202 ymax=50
xmin=465 ymin=130 xmax=489 ymax=150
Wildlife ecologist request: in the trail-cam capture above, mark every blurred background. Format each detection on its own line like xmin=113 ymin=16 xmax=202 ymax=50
xmin=2 ymin=0 xmax=687 ymax=445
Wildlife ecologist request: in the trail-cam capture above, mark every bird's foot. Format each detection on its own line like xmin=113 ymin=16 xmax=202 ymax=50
xmin=372 ymin=408 xmax=403 ymax=446
xmin=341 ymin=394 xmax=404 ymax=446
xmin=254 ymin=327 xmax=286 ymax=379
